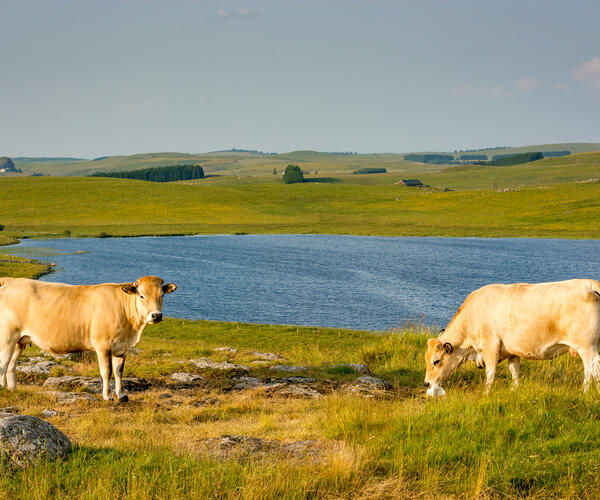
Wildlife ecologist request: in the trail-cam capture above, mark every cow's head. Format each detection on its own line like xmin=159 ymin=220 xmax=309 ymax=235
xmin=424 ymin=338 xmax=462 ymax=389
xmin=121 ymin=276 xmax=177 ymax=324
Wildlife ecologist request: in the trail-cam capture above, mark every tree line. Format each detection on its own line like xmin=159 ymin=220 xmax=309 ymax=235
xmin=91 ymin=164 xmax=205 ymax=182
xmin=474 ymin=152 xmax=543 ymax=166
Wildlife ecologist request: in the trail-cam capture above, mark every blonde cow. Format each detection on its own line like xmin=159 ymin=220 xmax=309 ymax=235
xmin=424 ymin=279 xmax=600 ymax=393
xmin=0 ymin=275 xmax=176 ymax=401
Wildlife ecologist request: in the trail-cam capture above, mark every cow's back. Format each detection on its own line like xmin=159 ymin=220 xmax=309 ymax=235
xmin=455 ymin=279 xmax=600 ymax=358
xmin=0 ymin=278 xmax=126 ymax=353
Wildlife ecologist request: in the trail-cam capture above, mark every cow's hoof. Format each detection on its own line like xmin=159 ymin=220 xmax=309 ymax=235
xmin=117 ymin=394 xmax=129 ymax=403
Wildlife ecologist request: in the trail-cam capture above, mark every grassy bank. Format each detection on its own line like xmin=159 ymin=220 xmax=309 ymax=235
xmin=1 ymin=175 xmax=600 ymax=240
xmin=1 ymin=317 xmax=599 ymax=499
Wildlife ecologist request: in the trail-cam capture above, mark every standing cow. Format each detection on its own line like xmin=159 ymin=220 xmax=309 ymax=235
xmin=424 ymin=279 xmax=600 ymax=393
xmin=0 ymin=275 xmax=176 ymax=401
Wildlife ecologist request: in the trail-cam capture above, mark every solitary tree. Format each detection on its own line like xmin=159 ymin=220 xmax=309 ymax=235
xmin=282 ymin=164 xmax=304 ymax=184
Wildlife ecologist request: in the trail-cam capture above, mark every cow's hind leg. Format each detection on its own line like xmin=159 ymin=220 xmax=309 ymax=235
xmin=96 ymin=348 xmax=113 ymax=401
xmin=5 ymin=342 xmax=23 ymax=391
xmin=508 ymin=357 xmax=520 ymax=389
xmin=112 ymin=354 xmax=128 ymax=402
xmin=578 ymin=347 xmax=600 ymax=392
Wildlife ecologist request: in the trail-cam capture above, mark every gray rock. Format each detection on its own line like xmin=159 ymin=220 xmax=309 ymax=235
xmin=40 ymin=409 xmax=58 ymax=418
xmin=42 ymin=376 xmax=150 ymax=393
xmin=42 ymin=391 xmax=97 ymax=403
xmin=270 ymin=376 xmax=316 ymax=385
xmin=270 ymin=365 xmax=306 ymax=373
xmin=345 ymin=376 xmax=393 ymax=397
xmin=169 ymin=372 xmax=204 ymax=383
xmin=252 ymin=352 xmax=285 ymax=361
xmin=333 ymin=363 xmax=370 ymax=375
xmin=0 ymin=415 xmax=71 ymax=469
xmin=355 ymin=376 xmax=391 ymax=389
xmin=214 ymin=347 xmax=238 ymax=354
xmin=190 ymin=358 xmax=250 ymax=372
xmin=17 ymin=360 xmax=60 ymax=375
xmin=232 ymin=377 xmax=264 ymax=390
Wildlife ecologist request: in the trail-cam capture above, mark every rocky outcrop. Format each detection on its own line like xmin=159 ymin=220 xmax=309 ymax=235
xmin=17 ymin=358 xmax=61 ymax=374
xmin=42 ymin=376 xmax=151 ymax=393
xmin=169 ymin=372 xmax=204 ymax=383
xmin=345 ymin=376 xmax=393 ymax=397
xmin=0 ymin=415 xmax=71 ymax=469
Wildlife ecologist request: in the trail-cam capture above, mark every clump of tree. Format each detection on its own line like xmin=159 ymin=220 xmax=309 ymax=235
xmin=542 ymin=151 xmax=571 ymax=158
xmin=353 ymin=167 xmax=387 ymax=174
xmin=404 ymin=153 xmax=455 ymax=164
xmin=474 ymin=152 xmax=543 ymax=167
xmin=91 ymin=164 xmax=204 ymax=182
xmin=282 ymin=164 xmax=304 ymax=184
xmin=459 ymin=154 xmax=487 ymax=161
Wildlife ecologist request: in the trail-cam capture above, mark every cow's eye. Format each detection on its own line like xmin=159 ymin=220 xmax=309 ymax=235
xmin=139 ymin=295 xmax=145 ymax=300
xmin=433 ymin=360 xmax=440 ymax=366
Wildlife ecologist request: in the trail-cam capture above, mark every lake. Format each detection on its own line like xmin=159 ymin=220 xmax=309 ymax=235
xmin=7 ymin=235 xmax=600 ymax=330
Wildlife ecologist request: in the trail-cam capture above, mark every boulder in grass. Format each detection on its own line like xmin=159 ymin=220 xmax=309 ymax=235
xmin=0 ymin=415 xmax=71 ymax=469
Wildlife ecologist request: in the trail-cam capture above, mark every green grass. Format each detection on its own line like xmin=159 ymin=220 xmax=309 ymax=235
xmin=2 ymin=174 xmax=600 ymax=239
xmin=1 ymin=317 xmax=599 ymax=498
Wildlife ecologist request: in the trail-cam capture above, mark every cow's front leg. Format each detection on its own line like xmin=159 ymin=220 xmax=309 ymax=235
xmin=96 ymin=348 xmax=113 ymax=401
xmin=482 ymin=344 xmax=500 ymax=394
xmin=0 ymin=342 xmax=17 ymax=390
xmin=112 ymin=354 xmax=128 ymax=402
xmin=507 ymin=356 xmax=520 ymax=389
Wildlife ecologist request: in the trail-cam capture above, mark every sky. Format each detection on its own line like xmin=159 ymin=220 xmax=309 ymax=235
xmin=1 ymin=0 xmax=600 ymax=158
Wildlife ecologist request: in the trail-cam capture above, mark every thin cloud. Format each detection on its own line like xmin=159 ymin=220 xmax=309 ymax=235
xmin=515 ymin=77 xmax=538 ymax=91
xmin=574 ymin=56 xmax=600 ymax=88
xmin=214 ymin=7 xmax=254 ymax=19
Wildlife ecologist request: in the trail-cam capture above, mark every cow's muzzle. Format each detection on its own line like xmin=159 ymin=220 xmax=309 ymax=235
xmin=424 ymin=381 xmax=430 ymax=388
xmin=150 ymin=312 xmax=163 ymax=323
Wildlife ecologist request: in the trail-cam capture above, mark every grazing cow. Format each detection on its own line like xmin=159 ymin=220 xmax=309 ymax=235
xmin=0 ymin=275 xmax=176 ymax=401
xmin=424 ymin=279 xmax=600 ymax=393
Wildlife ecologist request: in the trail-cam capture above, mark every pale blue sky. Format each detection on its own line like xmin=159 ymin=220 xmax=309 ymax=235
xmin=1 ymin=0 xmax=599 ymax=157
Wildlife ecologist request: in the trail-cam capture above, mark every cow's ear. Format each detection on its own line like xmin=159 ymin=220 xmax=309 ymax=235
xmin=122 ymin=284 xmax=137 ymax=295
xmin=163 ymin=283 xmax=177 ymax=294
xmin=443 ymin=342 xmax=454 ymax=354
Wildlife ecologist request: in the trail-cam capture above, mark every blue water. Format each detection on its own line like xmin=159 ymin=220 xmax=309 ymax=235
xmin=7 ymin=235 xmax=600 ymax=330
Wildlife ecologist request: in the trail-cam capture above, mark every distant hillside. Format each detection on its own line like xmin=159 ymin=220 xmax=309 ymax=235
xmin=11 ymin=143 xmax=600 ymax=177
xmin=14 ymin=157 xmax=86 ymax=162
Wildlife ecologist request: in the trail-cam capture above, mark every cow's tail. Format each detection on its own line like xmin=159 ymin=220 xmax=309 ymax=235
xmin=0 ymin=277 xmax=9 ymax=288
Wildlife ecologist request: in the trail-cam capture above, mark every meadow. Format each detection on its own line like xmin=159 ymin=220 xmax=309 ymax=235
xmin=1 ymin=157 xmax=600 ymax=243
xmin=2 ymin=314 xmax=600 ymax=499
